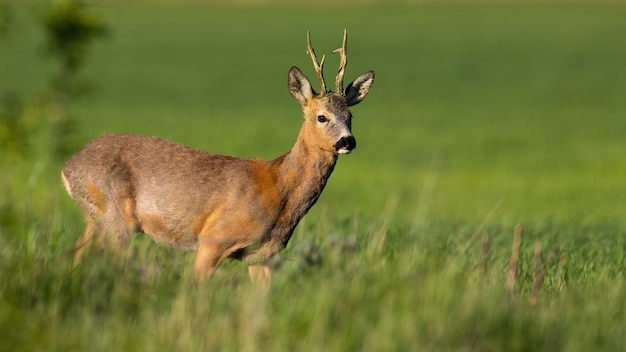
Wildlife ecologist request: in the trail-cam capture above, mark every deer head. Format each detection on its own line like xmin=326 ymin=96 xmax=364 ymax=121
xmin=288 ymin=30 xmax=375 ymax=155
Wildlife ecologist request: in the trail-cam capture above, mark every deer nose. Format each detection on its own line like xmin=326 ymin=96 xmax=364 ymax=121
xmin=334 ymin=135 xmax=356 ymax=154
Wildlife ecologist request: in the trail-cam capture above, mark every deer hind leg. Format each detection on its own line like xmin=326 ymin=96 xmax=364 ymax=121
xmin=72 ymin=199 xmax=136 ymax=266
xmin=102 ymin=196 xmax=137 ymax=251
xmin=72 ymin=176 xmax=137 ymax=263
xmin=104 ymin=162 xmax=139 ymax=253
xmin=70 ymin=181 xmax=106 ymax=266
xmin=94 ymin=190 xmax=139 ymax=267
xmin=72 ymin=214 xmax=99 ymax=267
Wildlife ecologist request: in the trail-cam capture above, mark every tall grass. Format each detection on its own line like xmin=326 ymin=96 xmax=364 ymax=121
xmin=1 ymin=2 xmax=625 ymax=351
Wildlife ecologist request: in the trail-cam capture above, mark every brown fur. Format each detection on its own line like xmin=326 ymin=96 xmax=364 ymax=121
xmin=62 ymin=33 xmax=375 ymax=286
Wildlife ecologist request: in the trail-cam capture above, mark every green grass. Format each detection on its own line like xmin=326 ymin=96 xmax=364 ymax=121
xmin=1 ymin=1 xmax=626 ymax=351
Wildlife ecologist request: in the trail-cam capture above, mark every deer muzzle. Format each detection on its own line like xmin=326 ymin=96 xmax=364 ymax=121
xmin=335 ymin=135 xmax=357 ymax=154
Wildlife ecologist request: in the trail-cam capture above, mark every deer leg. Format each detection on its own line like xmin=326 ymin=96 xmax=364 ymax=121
xmin=194 ymin=243 xmax=226 ymax=283
xmin=193 ymin=211 xmax=263 ymax=282
xmin=108 ymin=197 xmax=137 ymax=248
xmin=72 ymin=215 xmax=98 ymax=267
xmin=92 ymin=162 xmax=138 ymax=252
xmin=92 ymin=171 xmax=139 ymax=261
xmin=194 ymin=235 xmax=256 ymax=283
xmin=248 ymin=264 xmax=272 ymax=289
xmin=94 ymin=196 xmax=138 ymax=266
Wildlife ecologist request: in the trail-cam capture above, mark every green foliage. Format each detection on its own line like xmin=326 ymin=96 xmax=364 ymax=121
xmin=0 ymin=0 xmax=107 ymax=163
xmin=0 ymin=94 xmax=27 ymax=159
xmin=41 ymin=0 xmax=108 ymax=160
xmin=0 ymin=1 xmax=10 ymax=35
xmin=0 ymin=2 xmax=625 ymax=351
xmin=42 ymin=0 xmax=107 ymax=96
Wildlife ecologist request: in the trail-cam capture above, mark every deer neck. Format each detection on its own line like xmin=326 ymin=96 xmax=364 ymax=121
xmin=272 ymin=127 xmax=338 ymax=227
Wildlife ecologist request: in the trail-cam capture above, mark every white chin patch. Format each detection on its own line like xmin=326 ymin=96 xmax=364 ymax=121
xmin=337 ymin=148 xmax=352 ymax=155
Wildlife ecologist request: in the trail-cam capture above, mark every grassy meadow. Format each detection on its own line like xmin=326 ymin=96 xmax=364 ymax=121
xmin=1 ymin=1 xmax=625 ymax=350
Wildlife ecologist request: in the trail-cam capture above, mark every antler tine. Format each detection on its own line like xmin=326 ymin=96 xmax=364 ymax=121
xmin=332 ymin=29 xmax=348 ymax=95
xmin=306 ymin=31 xmax=327 ymax=95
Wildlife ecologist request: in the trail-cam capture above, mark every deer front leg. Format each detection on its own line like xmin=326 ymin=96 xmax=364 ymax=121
xmin=248 ymin=264 xmax=272 ymax=289
xmin=194 ymin=243 xmax=226 ymax=283
xmin=194 ymin=212 xmax=269 ymax=283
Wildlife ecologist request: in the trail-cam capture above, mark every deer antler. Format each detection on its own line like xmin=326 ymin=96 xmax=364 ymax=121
xmin=306 ymin=31 xmax=327 ymax=95
xmin=333 ymin=29 xmax=348 ymax=95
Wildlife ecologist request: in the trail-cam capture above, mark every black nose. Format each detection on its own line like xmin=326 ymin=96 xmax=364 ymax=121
xmin=334 ymin=136 xmax=357 ymax=151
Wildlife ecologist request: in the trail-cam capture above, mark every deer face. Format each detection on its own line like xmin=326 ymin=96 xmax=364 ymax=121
xmin=302 ymin=94 xmax=356 ymax=154
xmin=288 ymin=66 xmax=374 ymax=155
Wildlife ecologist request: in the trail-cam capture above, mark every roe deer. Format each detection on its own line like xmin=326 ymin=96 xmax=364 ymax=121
xmin=62 ymin=30 xmax=375 ymax=285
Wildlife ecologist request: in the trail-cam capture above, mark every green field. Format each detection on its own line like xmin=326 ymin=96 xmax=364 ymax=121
xmin=1 ymin=1 xmax=625 ymax=351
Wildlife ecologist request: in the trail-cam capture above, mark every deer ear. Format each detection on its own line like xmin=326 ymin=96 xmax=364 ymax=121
xmin=344 ymin=70 xmax=375 ymax=106
xmin=288 ymin=66 xmax=316 ymax=104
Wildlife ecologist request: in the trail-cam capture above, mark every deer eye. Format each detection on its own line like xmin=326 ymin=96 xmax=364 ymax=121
xmin=317 ymin=115 xmax=328 ymax=123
